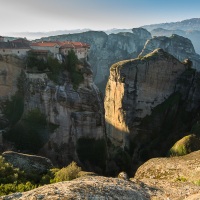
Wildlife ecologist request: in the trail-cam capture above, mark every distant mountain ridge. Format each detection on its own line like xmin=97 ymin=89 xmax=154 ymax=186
xmin=141 ymin=18 xmax=200 ymax=31
xmin=151 ymin=28 xmax=200 ymax=54
xmin=141 ymin=18 xmax=200 ymax=54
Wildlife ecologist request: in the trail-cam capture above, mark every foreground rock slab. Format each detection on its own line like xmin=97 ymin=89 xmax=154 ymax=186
xmin=2 ymin=151 xmax=53 ymax=174
xmin=1 ymin=176 xmax=149 ymax=200
xmin=134 ymin=150 xmax=200 ymax=182
xmin=133 ymin=150 xmax=200 ymax=199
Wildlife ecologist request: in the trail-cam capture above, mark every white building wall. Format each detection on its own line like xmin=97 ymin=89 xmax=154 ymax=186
xmin=60 ymin=47 xmax=89 ymax=59
xmin=0 ymin=48 xmax=30 ymax=57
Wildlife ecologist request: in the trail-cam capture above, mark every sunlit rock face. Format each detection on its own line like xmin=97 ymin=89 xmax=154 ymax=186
xmin=105 ymin=49 xmax=186 ymax=148
xmin=139 ymin=34 xmax=200 ymax=71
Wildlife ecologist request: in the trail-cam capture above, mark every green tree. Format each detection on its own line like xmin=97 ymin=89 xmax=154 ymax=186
xmin=66 ymin=50 xmax=79 ymax=72
xmin=66 ymin=50 xmax=84 ymax=89
xmin=53 ymin=161 xmax=81 ymax=182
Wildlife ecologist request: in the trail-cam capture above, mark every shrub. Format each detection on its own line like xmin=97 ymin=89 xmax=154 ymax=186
xmin=26 ymin=52 xmax=48 ymax=71
xmin=46 ymin=56 xmax=63 ymax=83
xmin=176 ymin=176 xmax=187 ymax=182
xmin=2 ymin=94 xmax=24 ymax=125
xmin=24 ymin=108 xmax=47 ymax=127
xmin=194 ymin=180 xmax=200 ymax=186
xmin=0 ymin=156 xmax=25 ymax=184
xmin=169 ymin=134 xmax=200 ymax=156
xmin=4 ymin=108 xmax=47 ymax=153
xmin=0 ymin=156 xmax=37 ymax=196
xmin=0 ymin=182 xmax=36 ymax=196
xmin=53 ymin=161 xmax=81 ymax=182
xmin=66 ymin=50 xmax=84 ymax=90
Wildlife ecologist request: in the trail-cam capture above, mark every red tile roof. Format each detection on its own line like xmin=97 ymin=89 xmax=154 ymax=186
xmin=31 ymin=42 xmax=60 ymax=47
xmin=30 ymin=41 xmax=90 ymax=49
xmin=59 ymin=41 xmax=90 ymax=49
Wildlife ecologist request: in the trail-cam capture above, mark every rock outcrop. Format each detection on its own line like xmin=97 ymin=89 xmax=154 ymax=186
xmin=38 ymin=29 xmax=151 ymax=93
xmin=22 ymin=66 xmax=105 ymax=165
xmin=2 ymin=151 xmax=53 ymax=175
xmin=22 ymin=65 xmax=105 ymax=167
xmin=105 ymin=48 xmax=200 ymax=162
xmin=135 ymin=150 xmax=200 ymax=182
xmin=105 ymin=49 xmax=186 ymax=148
xmin=0 ymin=54 xmax=106 ymax=170
xmin=2 ymin=176 xmax=150 ymax=200
xmin=132 ymin=150 xmax=200 ymax=199
xmin=139 ymin=34 xmax=200 ymax=70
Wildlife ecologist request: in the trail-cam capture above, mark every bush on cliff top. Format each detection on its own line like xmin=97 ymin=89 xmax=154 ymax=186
xmin=0 ymin=156 xmax=37 ymax=196
xmin=66 ymin=50 xmax=84 ymax=90
xmin=53 ymin=161 xmax=81 ymax=182
xmin=169 ymin=134 xmax=200 ymax=156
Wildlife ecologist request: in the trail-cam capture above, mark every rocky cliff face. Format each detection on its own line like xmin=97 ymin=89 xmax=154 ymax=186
xmin=39 ymin=29 xmax=151 ymax=92
xmin=0 ymin=55 xmax=24 ymax=99
xmin=139 ymin=34 xmax=200 ymax=70
xmin=1 ymin=55 xmax=106 ymax=170
xmin=105 ymin=49 xmax=186 ymax=148
xmin=0 ymin=55 xmax=25 ymax=139
xmin=105 ymin=48 xmax=200 ymax=162
xmin=23 ymin=69 xmax=105 ymax=167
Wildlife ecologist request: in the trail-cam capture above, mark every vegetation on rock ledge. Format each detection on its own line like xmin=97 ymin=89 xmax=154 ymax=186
xmin=0 ymin=157 xmax=83 ymax=196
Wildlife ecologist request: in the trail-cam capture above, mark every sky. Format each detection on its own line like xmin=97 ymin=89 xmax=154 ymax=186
xmin=0 ymin=0 xmax=200 ymax=36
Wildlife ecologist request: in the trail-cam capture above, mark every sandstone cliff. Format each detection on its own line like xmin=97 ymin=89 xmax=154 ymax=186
xmin=38 ymin=29 xmax=151 ymax=93
xmin=105 ymin=48 xmax=200 ymax=163
xmin=139 ymin=34 xmax=200 ymax=70
xmin=105 ymin=49 xmax=186 ymax=148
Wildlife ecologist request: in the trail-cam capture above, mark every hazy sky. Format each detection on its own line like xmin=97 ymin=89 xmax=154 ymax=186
xmin=0 ymin=0 xmax=200 ymax=34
